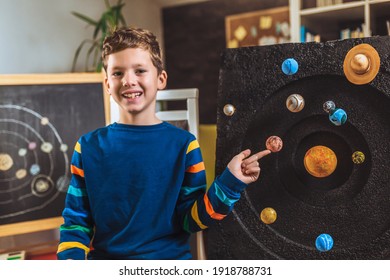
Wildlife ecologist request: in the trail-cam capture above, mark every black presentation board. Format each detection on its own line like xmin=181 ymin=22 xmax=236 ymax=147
xmin=206 ymin=36 xmax=390 ymax=259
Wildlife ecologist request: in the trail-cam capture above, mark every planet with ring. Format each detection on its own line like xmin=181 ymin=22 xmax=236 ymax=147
xmin=343 ymin=43 xmax=380 ymax=85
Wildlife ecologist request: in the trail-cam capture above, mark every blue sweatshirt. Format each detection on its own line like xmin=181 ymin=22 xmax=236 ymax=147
xmin=57 ymin=122 xmax=247 ymax=259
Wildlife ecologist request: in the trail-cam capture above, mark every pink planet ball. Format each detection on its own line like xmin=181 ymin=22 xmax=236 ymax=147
xmin=265 ymin=136 xmax=283 ymax=152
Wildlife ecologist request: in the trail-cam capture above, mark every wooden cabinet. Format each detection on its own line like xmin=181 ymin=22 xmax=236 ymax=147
xmin=289 ymin=0 xmax=390 ymax=42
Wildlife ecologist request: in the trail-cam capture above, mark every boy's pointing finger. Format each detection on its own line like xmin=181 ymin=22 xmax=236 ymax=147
xmin=242 ymin=149 xmax=271 ymax=168
xmin=254 ymin=149 xmax=271 ymax=160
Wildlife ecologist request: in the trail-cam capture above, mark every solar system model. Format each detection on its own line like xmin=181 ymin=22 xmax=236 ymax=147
xmin=206 ymin=36 xmax=390 ymax=259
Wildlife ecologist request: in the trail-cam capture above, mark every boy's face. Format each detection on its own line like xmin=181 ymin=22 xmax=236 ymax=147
xmin=105 ymin=47 xmax=167 ymax=123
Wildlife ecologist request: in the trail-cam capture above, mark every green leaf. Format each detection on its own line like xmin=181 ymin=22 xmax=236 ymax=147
xmin=85 ymin=41 xmax=98 ymax=70
xmin=119 ymin=13 xmax=127 ymax=26
xmin=93 ymin=20 xmax=103 ymax=39
xmin=96 ymin=61 xmax=103 ymax=72
xmin=93 ymin=47 xmax=102 ymax=72
xmin=71 ymin=39 xmax=95 ymax=72
xmin=104 ymin=10 xmax=116 ymax=28
xmin=71 ymin=11 xmax=98 ymax=26
xmin=71 ymin=0 xmax=127 ymax=72
xmin=111 ymin=6 xmax=123 ymax=25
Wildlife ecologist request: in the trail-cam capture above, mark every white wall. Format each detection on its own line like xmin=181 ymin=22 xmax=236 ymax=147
xmin=0 ymin=0 xmax=162 ymax=74
xmin=0 ymin=0 xmax=162 ymax=254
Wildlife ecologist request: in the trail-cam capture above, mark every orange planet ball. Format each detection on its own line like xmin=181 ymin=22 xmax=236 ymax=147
xmin=304 ymin=145 xmax=337 ymax=178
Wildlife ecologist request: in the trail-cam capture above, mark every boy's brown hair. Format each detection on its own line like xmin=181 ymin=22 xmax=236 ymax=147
xmin=102 ymin=27 xmax=164 ymax=74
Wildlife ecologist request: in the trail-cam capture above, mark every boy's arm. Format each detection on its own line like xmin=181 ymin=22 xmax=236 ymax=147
xmin=177 ymin=139 xmax=270 ymax=233
xmin=57 ymin=141 xmax=94 ymax=260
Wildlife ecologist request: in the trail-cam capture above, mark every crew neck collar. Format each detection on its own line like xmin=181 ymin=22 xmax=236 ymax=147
xmin=110 ymin=121 xmax=167 ymax=131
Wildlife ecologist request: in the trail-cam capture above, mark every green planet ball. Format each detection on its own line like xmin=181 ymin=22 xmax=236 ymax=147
xmin=352 ymin=151 xmax=365 ymax=164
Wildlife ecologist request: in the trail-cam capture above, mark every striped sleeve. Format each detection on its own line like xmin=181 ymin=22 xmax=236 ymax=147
xmin=57 ymin=140 xmax=94 ymax=260
xmin=177 ymin=139 xmax=247 ymax=233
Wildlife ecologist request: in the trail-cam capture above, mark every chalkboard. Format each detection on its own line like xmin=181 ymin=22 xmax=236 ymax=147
xmin=0 ymin=73 xmax=108 ymax=236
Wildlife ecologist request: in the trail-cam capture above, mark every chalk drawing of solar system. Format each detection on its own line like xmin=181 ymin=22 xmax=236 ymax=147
xmin=0 ymin=104 xmax=69 ymax=222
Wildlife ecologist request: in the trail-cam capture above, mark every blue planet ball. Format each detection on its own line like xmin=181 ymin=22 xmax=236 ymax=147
xmin=329 ymin=108 xmax=347 ymax=126
xmin=282 ymin=58 xmax=299 ymax=75
xmin=315 ymin=233 xmax=334 ymax=252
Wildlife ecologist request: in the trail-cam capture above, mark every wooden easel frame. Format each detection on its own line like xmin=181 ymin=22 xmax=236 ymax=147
xmin=0 ymin=73 xmax=108 ymax=237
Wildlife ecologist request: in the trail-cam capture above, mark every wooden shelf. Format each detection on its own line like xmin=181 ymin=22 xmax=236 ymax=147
xmin=300 ymin=1 xmax=364 ymax=16
xmin=290 ymin=0 xmax=390 ymax=42
xmin=301 ymin=5 xmax=364 ymax=23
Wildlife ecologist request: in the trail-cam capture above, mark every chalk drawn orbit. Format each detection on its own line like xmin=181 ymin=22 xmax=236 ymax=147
xmin=0 ymin=104 xmax=70 ymax=219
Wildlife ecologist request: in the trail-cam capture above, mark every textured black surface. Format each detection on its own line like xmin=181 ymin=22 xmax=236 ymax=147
xmin=205 ymin=36 xmax=390 ymax=259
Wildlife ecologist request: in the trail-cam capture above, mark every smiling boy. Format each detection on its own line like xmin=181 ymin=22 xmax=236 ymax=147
xmin=57 ymin=27 xmax=270 ymax=260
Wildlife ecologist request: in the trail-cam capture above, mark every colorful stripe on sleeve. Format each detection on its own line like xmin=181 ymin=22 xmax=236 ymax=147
xmin=183 ymin=168 xmax=245 ymax=233
xmin=58 ymin=140 xmax=93 ymax=260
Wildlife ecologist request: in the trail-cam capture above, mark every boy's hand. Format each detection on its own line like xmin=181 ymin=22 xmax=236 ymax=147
xmin=227 ymin=149 xmax=271 ymax=184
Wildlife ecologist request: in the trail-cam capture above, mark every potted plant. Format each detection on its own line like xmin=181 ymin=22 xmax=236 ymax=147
xmin=71 ymin=0 xmax=127 ymax=72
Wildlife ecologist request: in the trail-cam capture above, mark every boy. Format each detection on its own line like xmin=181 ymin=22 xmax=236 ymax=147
xmin=57 ymin=27 xmax=270 ymax=260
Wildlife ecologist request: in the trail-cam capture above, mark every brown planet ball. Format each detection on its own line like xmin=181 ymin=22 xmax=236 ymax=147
xmin=286 ymin=94 xmax=305 ymax=113
xmin=265 ymin=136 xmax=283 ymax=152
